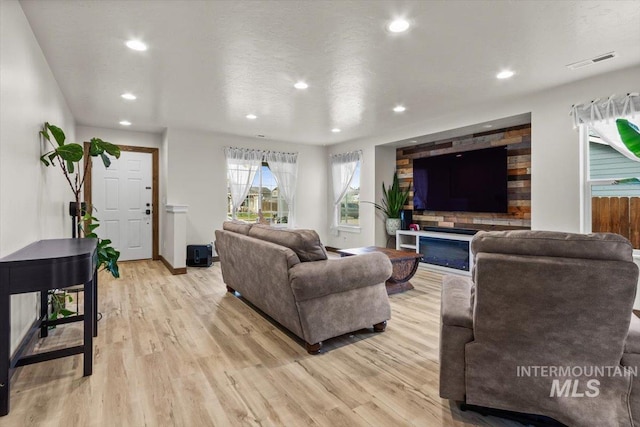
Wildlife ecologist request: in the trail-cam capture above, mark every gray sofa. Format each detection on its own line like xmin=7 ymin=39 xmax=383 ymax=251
xmin=440 ymin=230 xmax=640 ymax=427
xmin=215 ymin=221 xmax=392 ymax=354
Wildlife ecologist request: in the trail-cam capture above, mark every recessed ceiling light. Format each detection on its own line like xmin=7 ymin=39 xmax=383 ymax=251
xmin=410 ymin=140 xmax=417 ymax=143
xmin=125 ymin=40 xmax=147 ymax=51
xmin=388 ymin=19 xmax=410 ymax=33
xmin=496 ymin=70 xmax=515 ymax=79
xmin=294 ymin=81 xmax=308 ymax=90
xmin=121 ymin=93 xmax=137 ymax=100
xmin=246 ymin=114 xmax=257 ymax=120
xmin=483 ymin=124 xmax=493 ymax=128
xmin=331 ymin=128 xmax=341 ymax=133
xmin=393 ymin=105 xmax=406 ymax=113
xmin=119 ymin=120 xmax=132 ymax=126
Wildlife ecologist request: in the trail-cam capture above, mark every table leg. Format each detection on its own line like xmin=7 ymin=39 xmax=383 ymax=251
xmin=0 ymin=275 xmax=10 ymax=416
xmin=92 ymin=269 xmax=98 ymax=338
xmin=83 ymin=278 xmax=93 ymax=377
xmin=385 ymin=258 xmax=421 ymax=295
xmin=40 ymin=290 xmax=48 ymax=338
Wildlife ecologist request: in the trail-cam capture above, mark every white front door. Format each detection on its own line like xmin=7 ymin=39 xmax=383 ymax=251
xmin=92 ymin=150 xmax=153 ymax=261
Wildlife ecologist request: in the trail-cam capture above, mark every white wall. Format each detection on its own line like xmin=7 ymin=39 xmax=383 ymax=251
xmin=374 ymin=146 xmax=396 ymax=247
xmin=0 ymin=0 xmax=76 ymax=353
xmin=326 ymin=65 xmax=640 ymax=249
xmin=75 ymin=125 xmax=162 ymax=150
xmin=164 ymin=129 xmax=328 ymax=247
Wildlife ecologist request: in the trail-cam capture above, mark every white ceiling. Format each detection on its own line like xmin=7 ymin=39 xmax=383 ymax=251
xmin=20 ymin=0 xmax=640 ymax=145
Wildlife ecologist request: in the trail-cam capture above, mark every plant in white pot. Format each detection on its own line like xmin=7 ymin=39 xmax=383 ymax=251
xmin=368 ymin=171 xmax=411 ymax=236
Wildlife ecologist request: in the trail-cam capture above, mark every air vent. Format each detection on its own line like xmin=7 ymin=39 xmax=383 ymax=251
xmin=566 ymin=52 xmax=617 ymax=70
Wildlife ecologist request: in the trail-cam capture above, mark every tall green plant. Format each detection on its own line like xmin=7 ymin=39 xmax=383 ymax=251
xmin=40 ymin=122 xmax=121 ymax=278
xmin=368 ymin=171 xmax=411 ymax=219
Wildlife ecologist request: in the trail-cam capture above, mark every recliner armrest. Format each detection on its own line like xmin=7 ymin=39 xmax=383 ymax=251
xmin=289 ymin=252 xmax=392 ymax=302
xmin=625 ymin=314 xmax=640 ymax=354
xmin=441 ymin=275 xmax=473 ymax=329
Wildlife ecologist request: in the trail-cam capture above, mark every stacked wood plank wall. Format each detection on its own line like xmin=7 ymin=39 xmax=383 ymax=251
xmin=592 ymin=197 xmax=640 ymax=249
xmin=396 ymin=124 xmax=532 ymax=231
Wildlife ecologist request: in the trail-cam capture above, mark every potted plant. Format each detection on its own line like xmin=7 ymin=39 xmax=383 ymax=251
xmin=40 ymin=122 xmax=121 ymax=320
xmin=369 ymin=171 xmax=411 ymax=236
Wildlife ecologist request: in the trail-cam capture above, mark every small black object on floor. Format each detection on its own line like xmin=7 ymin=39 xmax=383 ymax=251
xmin=460 ymin=403 xmax=568 ymax=427
xmin=187 ymin=244 xmax=213 ymax=267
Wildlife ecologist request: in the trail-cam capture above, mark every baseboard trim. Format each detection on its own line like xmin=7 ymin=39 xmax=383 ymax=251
xmin=159 ymin=255 xmax=187 ymax=275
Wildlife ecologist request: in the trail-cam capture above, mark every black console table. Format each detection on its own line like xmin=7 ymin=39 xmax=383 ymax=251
xmin=0 ymin=238 xmax=98 ymax=416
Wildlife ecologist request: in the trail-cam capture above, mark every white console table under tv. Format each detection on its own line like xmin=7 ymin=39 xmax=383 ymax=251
xmin=396 ymin=229 xmax=475 ymax=276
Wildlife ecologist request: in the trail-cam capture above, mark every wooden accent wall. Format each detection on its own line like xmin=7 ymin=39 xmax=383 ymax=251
xmin=396 ymin=124 xmax=531 ymax=231
xmin=592 ymin=197 xmax=640 ymax=249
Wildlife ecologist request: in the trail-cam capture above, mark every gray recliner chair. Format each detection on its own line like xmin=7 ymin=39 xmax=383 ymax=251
xmin=439 ymin=230 xmax=640 ymax=427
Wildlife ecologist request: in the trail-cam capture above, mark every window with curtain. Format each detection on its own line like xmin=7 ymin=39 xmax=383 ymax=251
xmin=572 ymin=93 xmax=640 ymax=251
xmin=225 ymin=147 xmax=263 ymax=220
xmin=339 ymin=162 xmax=360 ymax=226
xmin=227 ymin=163 xmax=289 ymax=224
xmin=265 ymin=151 xmax=298 ymax=227
xmin=330 ymin=150 xmax=362 ymax=234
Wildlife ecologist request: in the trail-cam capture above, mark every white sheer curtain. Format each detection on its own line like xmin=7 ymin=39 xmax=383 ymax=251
xmin=265 ymin=151 xmax=298 ymax=227
xmin=329 ymin=150 xmax=362 ymax=235
xmin=571 ymin=93 xmax=640 ymax=162
xmin=225 ymin=147 xmax=263 ymax=219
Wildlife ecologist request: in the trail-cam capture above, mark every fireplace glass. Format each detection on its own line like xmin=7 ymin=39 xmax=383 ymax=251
xmin=419 ymin=236 xmax=470 ymax=271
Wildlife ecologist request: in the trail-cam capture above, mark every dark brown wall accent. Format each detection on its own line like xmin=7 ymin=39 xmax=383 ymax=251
xmin=396 ymin=124 xmax=531 ymax=231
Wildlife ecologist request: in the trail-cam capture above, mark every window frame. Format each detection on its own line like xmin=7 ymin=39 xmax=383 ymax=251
xmin=227 ymin=162 xmax=290 ymax=226
xmin=338 ymin=161 xmax=361 ymax=229
xmin=580 ymin=125 xmax=640 ymax=257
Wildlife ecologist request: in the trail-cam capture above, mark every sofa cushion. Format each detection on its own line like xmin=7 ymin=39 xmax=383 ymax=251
xmin=248 ymin=225 xmax=327 ymax=262
xmin=471 ymin=230 xmax=633 ymax=262
xmin=222 ymin=220 xmax=252 ymax=235
xmin=289 ymin=252 xmax=392 ymax=301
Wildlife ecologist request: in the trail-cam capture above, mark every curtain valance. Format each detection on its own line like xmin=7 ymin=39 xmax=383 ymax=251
xmin=570 ymin=93 xmax=640 ymax=162
xmin=570 ymin=93 xmax=639 ymax=128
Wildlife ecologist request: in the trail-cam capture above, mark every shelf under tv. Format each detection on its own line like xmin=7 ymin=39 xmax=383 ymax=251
xmin=421 ymin=226 xmax=479 ymax=236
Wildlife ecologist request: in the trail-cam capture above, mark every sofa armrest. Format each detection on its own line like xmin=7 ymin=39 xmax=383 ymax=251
xmin=441 ymin=275 xmax=473 ymax=329
xmin=289 ymin=252 xmax=392 ymax=302
xmin=625 ymin=314 xmax=640 ymax=354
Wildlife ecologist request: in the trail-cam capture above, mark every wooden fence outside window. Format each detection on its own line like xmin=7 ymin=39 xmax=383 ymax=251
xmin=592 ymin=197 xmax=640 ymax=249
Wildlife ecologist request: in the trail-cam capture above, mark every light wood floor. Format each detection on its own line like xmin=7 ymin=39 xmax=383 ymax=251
xmin=0 ymin=260 xmax=521 ymax=427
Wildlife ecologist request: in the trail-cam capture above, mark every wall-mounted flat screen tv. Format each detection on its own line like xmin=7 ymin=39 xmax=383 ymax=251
xmin=413 ymin=146 xmax=508 ymax=213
